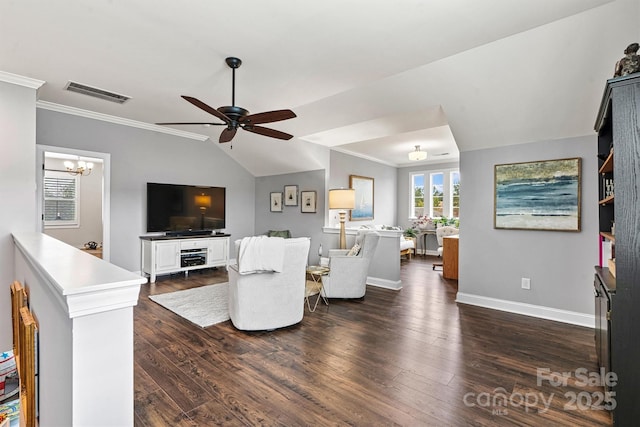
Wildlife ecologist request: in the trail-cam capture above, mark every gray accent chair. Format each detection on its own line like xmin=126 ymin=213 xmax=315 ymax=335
xmin=322 ymin=231 xmax=380 ymax=299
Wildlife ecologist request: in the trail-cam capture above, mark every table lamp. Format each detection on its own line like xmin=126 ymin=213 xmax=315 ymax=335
xmin=328 ymin=188 xmax=356 ymax=249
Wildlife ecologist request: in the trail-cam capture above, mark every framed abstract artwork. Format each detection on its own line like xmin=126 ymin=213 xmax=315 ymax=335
xmin=349 ymin=175 xmax=374 ymax=221
xmin=494 ymin=157 xmax=581 ymax=231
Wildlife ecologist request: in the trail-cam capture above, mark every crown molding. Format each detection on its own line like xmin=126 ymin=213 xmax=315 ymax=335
xmin=36 ymin=101 xmax=210 ymax=142
xmin=0 ymin=71 xmax=45 ymax=89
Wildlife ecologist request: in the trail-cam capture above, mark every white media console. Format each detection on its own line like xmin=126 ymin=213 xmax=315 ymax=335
xmin=140 ymin=234 xmax=230 ymax=283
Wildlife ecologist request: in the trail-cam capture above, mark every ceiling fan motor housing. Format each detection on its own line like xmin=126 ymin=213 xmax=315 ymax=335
xmin=218 ymin=106 xmax=249 ymax=128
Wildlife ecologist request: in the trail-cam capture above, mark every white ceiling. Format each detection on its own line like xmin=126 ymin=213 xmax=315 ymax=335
xmin=1 ymin=0 xmax=634 ymax=176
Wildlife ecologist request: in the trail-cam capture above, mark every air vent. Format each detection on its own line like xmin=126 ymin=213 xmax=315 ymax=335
xmin=64 ymin=81 xmax=130 ymax=104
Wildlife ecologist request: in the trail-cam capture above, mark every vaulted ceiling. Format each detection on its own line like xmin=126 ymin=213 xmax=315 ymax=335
xmin=1 ymin=0 xmax=635 ymax=176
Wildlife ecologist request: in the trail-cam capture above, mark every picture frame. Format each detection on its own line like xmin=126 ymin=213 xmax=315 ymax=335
xmin=494 ymin=157 xmax=581 ymax=231
xmin=300 ymin=191 xmax=317 ymax=213
xmin=270 ymin=192 xmax=283 ymax=212
xmin=284 ymin=185 xmax=298 ymax=206
xmin=349 ymin=175 xmax=374 ymax=221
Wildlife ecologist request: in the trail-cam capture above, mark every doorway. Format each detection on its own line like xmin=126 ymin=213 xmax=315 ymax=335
xmin=36 ymin=145 xmax=111 ymax=262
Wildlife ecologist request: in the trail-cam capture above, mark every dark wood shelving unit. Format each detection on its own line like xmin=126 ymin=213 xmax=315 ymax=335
xmin=594 ymin=73 xmax=640 ymax=425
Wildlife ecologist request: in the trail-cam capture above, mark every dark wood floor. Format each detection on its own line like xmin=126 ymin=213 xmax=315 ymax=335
xmin=134 ymin=256 xmax=612 ymax=426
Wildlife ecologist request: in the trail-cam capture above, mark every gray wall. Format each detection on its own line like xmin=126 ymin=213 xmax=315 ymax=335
xmin=458 ymin=135 xmax=598 ymax=315
xmin=0 ymin=80 xmax=38 ymax=348
xmin=329 ymin=151 xmax=397 ymax=227
xmin=255 ymin=169 xmax=325 ymax=265
xmin=36 ymin=109 xmax=256 ymax=272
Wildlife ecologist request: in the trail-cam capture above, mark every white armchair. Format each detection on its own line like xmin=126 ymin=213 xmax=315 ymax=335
xmin=228 ymin=237 xmax=310 ymax=331
xmin=433 ymin=226 xmax=459 ymax=270
xmin=322 ymin=231 xmax=380 ymax=299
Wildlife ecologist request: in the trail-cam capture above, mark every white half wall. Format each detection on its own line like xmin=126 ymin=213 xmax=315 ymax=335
xmin=458 ymin=135 xmax=598 ymax=321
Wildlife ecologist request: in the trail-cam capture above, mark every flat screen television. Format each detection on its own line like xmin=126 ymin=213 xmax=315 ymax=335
xmin=146 ymin=182 xmax=226 ymax=235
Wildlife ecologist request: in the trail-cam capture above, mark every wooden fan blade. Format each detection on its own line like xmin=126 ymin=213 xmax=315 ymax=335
xmin=242 ymin=109 xmax=296 ymax=125
xmin=219 ymin=127 xmax=237 ymax=143
xmin=156 ymin=122 xmax=226 ymax=126
xmin=181 ymin=96 xmax=231 ymax=124
xmin=244 ymin=125 xmax=293 ymax=140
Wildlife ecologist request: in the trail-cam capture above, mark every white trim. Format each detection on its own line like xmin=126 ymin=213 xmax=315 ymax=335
xmin=455 ymin=292 xmax=594 ymax=328
xmin=0 ymin=71 xmax=45 ymax=89
xmin=36 ymin=101 xmax=210 ymax=142
xmin=367 ymin=276 xmax=402 ymax=290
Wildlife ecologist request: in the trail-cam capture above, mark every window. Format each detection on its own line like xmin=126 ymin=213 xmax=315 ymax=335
xmin=410 ymin=169 xmax=460 ymax=219
xmin=451 ymin=171 xmax=460 ymax=218
xmin=431 ymin=172 xmax=444 ymax=217
xmin=411 ymin=174 xmax=425 ymax=218
xmin=44 ymin=171 xmax=79 ymax=227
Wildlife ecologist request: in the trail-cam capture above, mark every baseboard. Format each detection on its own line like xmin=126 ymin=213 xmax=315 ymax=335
xmin=455 ymin=292 xmax=594 ymax=328
xmin=367 ymin=276 xmax=402 ymax=290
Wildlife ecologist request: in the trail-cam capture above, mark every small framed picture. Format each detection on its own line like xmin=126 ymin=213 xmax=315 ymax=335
xmin=270 ymin=192 xmax=283 ymax=212
xmin=284 ymin=185 xmax=298 ymax=206
xmin=300 ymin=191 xmax=317 ymax=213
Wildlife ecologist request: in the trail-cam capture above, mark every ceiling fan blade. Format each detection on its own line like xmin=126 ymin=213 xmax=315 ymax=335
xmin=156 ymin=122 xmax=226 ymax=126
xmin=244 ymin=125 xmax=293 ymax=140
xmin=242 ymin=109 xmax=296 ymax=125
xmin=181 ymin=96 xmax=231 ymax=124
xmin=219 ymin=127 xmax=237 ymax=143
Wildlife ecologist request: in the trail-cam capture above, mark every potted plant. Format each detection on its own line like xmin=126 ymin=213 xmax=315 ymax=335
xmin=403 ymin=227 xmax=418 ymax=238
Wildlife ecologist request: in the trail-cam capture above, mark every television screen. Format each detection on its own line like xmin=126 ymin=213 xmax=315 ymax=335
xmin=146 ymin=183 xmax=225 ymax=233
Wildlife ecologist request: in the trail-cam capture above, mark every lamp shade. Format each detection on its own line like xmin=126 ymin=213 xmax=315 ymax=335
xmin=328 ymin=188 xmax=355 ymax=210
xmin=194 ymin=194 xmax=211 ymax=208
xmin=408 ymin=145 xmax=427 ymax=161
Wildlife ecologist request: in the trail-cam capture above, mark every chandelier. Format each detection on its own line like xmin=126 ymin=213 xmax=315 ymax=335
xmin=408 ymin=145 xmax=427 ymax=161
xmin=63 ymin=160 xmax=94 ymax=176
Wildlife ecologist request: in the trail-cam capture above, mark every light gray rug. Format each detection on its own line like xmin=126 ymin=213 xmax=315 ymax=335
xmin=149 ymin=282 xmax=230 ymax=328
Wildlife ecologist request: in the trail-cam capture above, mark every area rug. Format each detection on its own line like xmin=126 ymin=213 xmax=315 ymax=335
xmin=149 ymin=283 xmax=229 ymax=328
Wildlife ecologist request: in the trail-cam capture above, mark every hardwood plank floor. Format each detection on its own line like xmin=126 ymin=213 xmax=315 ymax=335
xmin=134 ymin=256 xmax=612 ymax=426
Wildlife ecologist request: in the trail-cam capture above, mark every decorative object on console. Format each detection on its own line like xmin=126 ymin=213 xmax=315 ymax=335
xmin=328 ymin=188 xmax=356 ymax=249
xmin=408 ymin=145 xmax=427 ymax=161
xmin=613 ymin=42 xmax=640 ymax=77
xmin=301 ymin=190 xmax=317 ymax=213
xmin=349 ymin=175 xmax=374 ymax=221
xmin=270 ymin=192 xmax=283 ymax=212
xmin=284 ymin=185 xmax=298 ymax=206
xmin=413 ymin=215 xmax=434 ymax=230
xmin=494 ymin=158 xmax=581 ymax=231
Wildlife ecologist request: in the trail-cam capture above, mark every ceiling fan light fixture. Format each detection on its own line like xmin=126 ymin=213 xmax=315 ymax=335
xmin=408 ymin=145 xmax=427 ymax=161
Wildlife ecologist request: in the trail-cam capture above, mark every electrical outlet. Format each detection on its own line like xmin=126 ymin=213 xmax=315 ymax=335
xmin=521 ymin=278 xmax=531 ymax=290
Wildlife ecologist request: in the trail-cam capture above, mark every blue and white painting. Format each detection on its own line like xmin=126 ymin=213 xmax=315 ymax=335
xmin=495 ymin=158 xmax=581 ymax=231
xmin=349 ymin=175 xmax=374 ymax=220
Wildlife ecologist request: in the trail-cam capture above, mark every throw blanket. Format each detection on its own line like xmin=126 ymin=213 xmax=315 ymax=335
xmin=237 ymin=236 xmax=285 ymax=274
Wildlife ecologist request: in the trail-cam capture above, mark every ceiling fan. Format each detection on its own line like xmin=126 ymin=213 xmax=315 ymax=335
xmin=157 ymin=57 xmax=296 ymax=144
